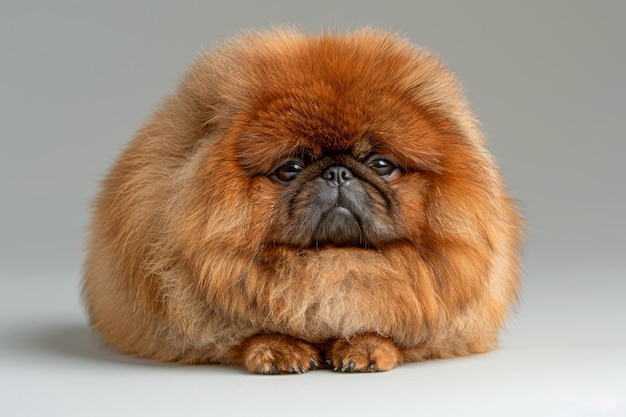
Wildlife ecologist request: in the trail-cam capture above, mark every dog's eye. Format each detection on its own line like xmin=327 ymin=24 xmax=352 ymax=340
xmin=271 ymin=160 xmax=305 ymax=185
xmin=367 ymin=156 xmax=400 ymax=178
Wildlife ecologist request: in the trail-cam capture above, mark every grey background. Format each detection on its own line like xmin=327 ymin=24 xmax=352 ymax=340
xmin=1 ymin=1 xmax=625 ymax=416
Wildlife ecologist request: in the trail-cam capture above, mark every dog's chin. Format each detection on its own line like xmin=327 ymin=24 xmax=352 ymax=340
xmin=312 ymin=207 xmax=367 ymax=248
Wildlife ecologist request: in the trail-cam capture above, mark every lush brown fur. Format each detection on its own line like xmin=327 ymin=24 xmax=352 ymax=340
xmin=83 ymin=28 xmax=522 ymax=373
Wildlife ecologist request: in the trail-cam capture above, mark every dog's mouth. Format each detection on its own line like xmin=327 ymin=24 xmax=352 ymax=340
xmin=312 ymin=206 xmax=367 ymax=248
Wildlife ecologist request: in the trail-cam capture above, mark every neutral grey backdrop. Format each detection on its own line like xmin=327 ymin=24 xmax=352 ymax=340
xmin=1 ymin=1 xmax=625 ymax=416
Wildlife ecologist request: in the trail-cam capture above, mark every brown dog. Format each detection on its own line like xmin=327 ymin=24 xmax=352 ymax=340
xmin=83 ymin=28 xmax=522 ymax=374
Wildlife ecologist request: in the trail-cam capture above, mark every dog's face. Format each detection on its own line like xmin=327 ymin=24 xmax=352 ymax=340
xmin=264 ymin=151 xmax=402 ymax=248
xmin=203 ymin=31 xmax=469 ymax=252
xmin=241 ymin=132 xmax=431 ymax=250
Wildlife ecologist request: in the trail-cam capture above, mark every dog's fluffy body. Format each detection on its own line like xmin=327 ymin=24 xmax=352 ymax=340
xmin=83 ymin=29 xmax=522 ymax=373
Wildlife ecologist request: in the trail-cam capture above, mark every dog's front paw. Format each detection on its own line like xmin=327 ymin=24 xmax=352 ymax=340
xmin=238 ymin=334 xmax=321 ymax=374
xmin=326 ymin=333 xmax=403 ymax=372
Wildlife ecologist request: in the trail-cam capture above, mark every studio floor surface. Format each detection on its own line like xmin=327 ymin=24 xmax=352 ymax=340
xmin=2 ymin=267 xmax=624 ymax=417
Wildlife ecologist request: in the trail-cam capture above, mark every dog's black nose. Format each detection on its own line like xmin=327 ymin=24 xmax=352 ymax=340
xmin=321 ymin=166 xmax=353 ymax=186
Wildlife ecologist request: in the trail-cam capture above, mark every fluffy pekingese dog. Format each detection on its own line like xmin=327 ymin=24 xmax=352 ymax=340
xmin=83 ymin=28 xmax=522 ymax=374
